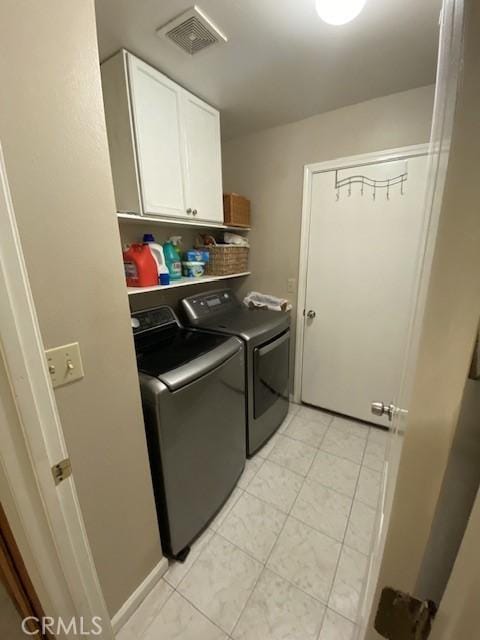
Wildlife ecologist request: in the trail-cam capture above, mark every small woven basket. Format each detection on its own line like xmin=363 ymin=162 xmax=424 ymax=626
xmin=198 ymin=244 xmax=249 ymax=276
xmin=223 ymin=193 xmax=251 ymax=227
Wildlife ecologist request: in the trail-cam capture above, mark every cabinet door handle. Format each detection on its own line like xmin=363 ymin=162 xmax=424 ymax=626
xmin=186 ymin=208 xmax=192 ymax=214
xmin=192 ymin=209 xmax=198 ymax=216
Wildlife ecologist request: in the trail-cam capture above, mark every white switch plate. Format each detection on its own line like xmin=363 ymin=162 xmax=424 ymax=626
xmin=287 ymin=278 xmax=296 ymax=293
xmin=45 ymin=342 xmax=84 ymax=388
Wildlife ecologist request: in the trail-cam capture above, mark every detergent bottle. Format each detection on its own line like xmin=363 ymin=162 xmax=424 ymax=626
xmin=142 ymin=234 xmax=170 ymax=285
xmin=169 ymin=236 xmax=183 ymax=253
xmin=122 ymin=243 xmax=157 ymax=287
xmin=163 ymin=238 xmax=182 ymax=280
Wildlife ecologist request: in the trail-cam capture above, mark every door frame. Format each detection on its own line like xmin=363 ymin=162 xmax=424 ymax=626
xmin=0 ymin=143 xmax=115 ymax=638
xmin=293 ymin=142 xmax=430 ymax=404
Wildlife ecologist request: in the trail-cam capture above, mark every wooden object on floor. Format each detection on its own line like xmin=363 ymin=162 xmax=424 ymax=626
xmin=0 ymin=504 xmax=51 ymax=638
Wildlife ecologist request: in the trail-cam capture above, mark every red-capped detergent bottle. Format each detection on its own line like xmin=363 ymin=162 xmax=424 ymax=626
xmin=123 ymin=243 xmax=158 ymax=287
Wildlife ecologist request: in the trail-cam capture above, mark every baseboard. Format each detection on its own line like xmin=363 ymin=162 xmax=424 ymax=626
xmin=111 ymin=556 xmax=169 ymax=633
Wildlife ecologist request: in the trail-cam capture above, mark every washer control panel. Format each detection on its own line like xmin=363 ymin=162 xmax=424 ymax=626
xmin=131 ymin=306 xmax=178 ymax=335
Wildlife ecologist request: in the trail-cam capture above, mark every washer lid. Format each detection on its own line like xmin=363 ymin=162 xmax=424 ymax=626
xmin=136 ymin=326 xmax=240 ymax=390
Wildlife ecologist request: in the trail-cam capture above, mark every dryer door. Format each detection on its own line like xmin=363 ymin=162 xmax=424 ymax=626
xmin=253 ymin=330 xmax=290 ymax=419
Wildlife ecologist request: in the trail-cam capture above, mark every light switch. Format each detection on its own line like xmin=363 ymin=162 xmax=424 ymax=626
xmin=287 ymin=278 xmax=296 ymax=293
xmin=45 ymin=342 xmax=84 ymax=388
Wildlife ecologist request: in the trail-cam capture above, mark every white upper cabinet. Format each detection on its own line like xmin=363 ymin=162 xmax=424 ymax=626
xmin=182 ymin=93 xmax=223 ymax=223
xmin=128 ymin=56 xmax=187 ymax=218
xmin=101 ymin=50 xmax=224 ymax=223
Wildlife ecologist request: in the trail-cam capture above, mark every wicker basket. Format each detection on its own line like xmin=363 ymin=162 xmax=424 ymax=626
xmin=199 ymin=244 xmax=249 ymax=276
xmin=223 ymin=193 xmax=251 ymax=228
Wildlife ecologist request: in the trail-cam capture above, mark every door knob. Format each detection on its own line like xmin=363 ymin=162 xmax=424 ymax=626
xmin=371 ymin=401 xmax=397 ymax=421
xmin=186 ymin=208 xmax=192 ymax=214
xmin=192 ymin=209 xmax=198 ymax=216
xmin=306 ymin=310 xmax=316 ymax=319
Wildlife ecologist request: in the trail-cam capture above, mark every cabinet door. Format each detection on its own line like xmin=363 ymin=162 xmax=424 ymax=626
xmin=182 ymin=93 xmax=224 ymax=223
xmin=127 ymin=55 xmax=187 ymax=218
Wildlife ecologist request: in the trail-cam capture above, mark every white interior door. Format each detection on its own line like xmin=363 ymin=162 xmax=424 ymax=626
xmin=182 ymin=93 xmax=224 ymax=223
xmin=128 ymin=55 xmax=187 ymax=218
xmin=301 ymin=154 xmax=428 ymax=426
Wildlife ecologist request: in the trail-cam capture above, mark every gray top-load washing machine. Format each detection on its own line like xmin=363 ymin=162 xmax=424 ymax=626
xmin=132 ymin=305 xmax=246 ymax=560
xmin=182 ymin=289 xmax=290 ymax=456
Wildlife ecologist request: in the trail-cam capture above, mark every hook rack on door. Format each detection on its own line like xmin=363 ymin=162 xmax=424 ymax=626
xmin=335 ymin=170 xmax=408 ymax=201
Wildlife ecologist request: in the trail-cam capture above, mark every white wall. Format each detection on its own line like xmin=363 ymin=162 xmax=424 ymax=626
xmin=0 ymin=0 xmax=162 ymax=616
xmin=222 ymin=85 xmax=435 ymax=378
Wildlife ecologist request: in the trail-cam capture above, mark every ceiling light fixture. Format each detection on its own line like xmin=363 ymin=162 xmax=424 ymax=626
xmin=315 ymin=0 xmax=367 ymax=25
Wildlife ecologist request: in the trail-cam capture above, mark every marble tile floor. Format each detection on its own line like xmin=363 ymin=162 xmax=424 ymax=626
xmin=118 ymin=403 xmax=389 ymax=640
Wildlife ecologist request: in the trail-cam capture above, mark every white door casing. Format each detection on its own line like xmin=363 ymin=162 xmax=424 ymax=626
xmin=0 ymin=143 xmax=115 ymax=639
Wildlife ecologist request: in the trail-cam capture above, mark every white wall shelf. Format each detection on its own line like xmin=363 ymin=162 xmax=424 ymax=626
xmin=117 ymin=212 xmax=250 ymax=232
xmin=127 ymin=271 xmax=251 ymax=296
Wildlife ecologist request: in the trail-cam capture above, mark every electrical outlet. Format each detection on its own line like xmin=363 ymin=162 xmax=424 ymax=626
xmin=45 ymin=342 xmax=84 ymax=389
xmin=287 ymin=278 xmax=296 ymax=293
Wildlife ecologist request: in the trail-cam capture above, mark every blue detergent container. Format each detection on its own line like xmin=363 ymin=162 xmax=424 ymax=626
xmin=162 ymin=241 xmax=182 ymax=280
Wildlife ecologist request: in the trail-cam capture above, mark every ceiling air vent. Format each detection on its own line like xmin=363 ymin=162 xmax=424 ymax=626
xmin=157 ymin=6 xmax=228 ymax=56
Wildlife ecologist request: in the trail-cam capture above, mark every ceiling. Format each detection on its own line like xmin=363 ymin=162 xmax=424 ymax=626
xmin=95 ymin=0 xmax=441 ymax=140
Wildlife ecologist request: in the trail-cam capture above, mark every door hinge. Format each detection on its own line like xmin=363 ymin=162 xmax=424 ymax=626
xmin=52 ymin=458 xmax=72 ymax=486
xmin=375 ymin=587 xmax=437 ymax=640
